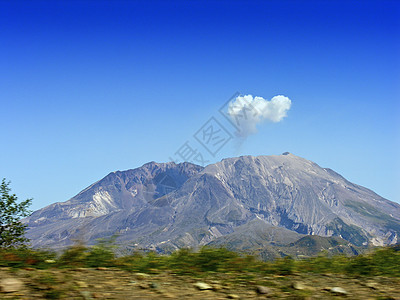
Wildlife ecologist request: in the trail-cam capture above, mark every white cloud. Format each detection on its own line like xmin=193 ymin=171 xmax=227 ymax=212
xmin=227 ymin=94 xmax=291 ymax=138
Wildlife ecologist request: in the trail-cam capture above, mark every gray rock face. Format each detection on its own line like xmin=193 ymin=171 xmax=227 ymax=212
xmin=25 ymin=161 xmax=203 ymax=249
xmin=25 ymin=154 xmax=400 ymax=250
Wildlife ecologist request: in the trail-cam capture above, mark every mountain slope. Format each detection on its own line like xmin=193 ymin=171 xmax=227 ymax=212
xmin=25 ymin=153 xmax=400 ymax=252
xmin=24 ymin=162 xmax=203 ymax=248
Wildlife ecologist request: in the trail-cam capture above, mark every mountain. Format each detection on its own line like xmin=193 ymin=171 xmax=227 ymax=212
xmin=25 ymin=153 xmax=400 ymax=255
xmin=25 ymin=162 xmax=203 ymax=249
xmin=206 ymin=219 xmax=360 ymax=260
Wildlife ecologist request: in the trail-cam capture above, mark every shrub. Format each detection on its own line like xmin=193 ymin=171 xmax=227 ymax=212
xmin=0 ymin=247 xmax=56 ymax=269
xmin=85 ymin=237 xmax=116 ymax=267
xmin=273 ymin=256 xmax=294 ymax=275
xmin=57 ymin=244 xmax=88 ymax=268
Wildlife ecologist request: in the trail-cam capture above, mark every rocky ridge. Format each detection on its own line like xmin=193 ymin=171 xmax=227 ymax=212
xmin=25 ymin=153 xmax=400 ymax=253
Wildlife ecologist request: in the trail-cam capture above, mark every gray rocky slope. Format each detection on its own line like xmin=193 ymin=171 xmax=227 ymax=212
xmin=25 ymin=153 xmax=400 ymax=251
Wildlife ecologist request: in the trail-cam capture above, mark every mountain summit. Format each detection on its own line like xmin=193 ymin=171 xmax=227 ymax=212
xmin=25 ymin=154 xmax=400 ymax=252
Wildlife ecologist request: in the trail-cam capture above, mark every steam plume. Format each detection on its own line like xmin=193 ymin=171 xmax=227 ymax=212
xmin=227 ymin=94 xmax=291 ymax=138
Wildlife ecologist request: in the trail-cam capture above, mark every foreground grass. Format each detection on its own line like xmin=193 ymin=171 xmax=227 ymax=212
xmin=1 ymin=242 xmax=399 ymax=278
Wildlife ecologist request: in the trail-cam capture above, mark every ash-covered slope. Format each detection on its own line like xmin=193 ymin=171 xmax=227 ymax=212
xmin=24 ymin=161 xmax=203 ymax=248
xmin=157 ymin=153 xmax=399 ymax=249
xmin=25 ymin=153 xmax=400 ymax=251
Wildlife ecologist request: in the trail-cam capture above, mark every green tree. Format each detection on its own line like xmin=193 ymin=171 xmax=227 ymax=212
xmin=0 ymin=178 xmax=32 ymax=248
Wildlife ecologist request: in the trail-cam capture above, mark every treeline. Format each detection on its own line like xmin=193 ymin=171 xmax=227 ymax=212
xmin=1 ymin=242 xmax=399 ymax=277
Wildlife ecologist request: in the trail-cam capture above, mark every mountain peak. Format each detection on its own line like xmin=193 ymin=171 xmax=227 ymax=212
xmin=25 ymin=154 xmax=400 ymax=250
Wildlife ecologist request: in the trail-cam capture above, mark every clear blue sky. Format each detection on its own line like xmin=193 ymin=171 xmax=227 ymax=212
xmin=1 ymin=0 xmax=399 ymax=210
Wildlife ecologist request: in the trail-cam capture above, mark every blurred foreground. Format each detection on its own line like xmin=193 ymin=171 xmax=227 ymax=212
xmin=0 ymin=244 xmax=399 ymax=299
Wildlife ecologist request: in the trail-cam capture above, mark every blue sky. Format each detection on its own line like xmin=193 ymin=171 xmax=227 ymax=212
xmin=1 ymin=0 xmax=399 ymax=210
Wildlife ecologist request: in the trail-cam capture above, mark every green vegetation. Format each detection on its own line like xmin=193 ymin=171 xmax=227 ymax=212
xmin=0 ymin=178 xmax=32 ymax=248
xmin=1 ymin=240 xmax=399 ymax=277
xmin=345 ymin=200 xmax=400 ymax=233
xmin=325 ymin=217 xmax=369 ymax=246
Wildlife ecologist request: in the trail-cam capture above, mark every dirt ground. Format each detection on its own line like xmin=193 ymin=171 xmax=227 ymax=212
xmin=1 ymin=267 xmax=399 ymax=299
